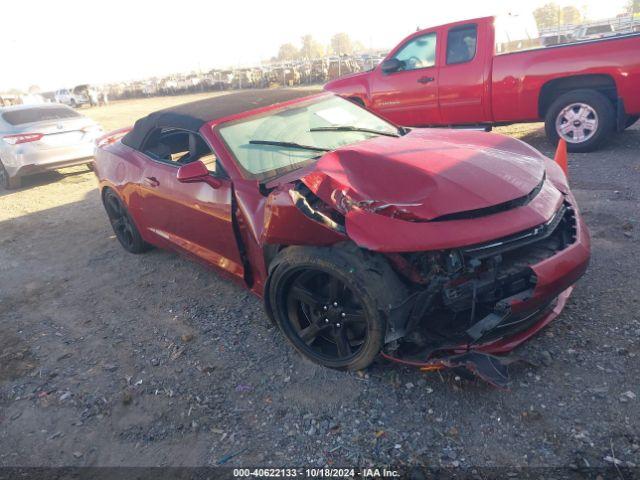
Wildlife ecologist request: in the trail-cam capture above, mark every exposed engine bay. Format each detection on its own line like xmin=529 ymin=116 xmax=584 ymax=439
xmin=379 ymin=202 xmax=578 ymax=385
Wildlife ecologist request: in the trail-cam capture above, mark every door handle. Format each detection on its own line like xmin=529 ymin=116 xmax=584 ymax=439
xmin=144 ymin=176 xmax=160 ymax=187
xmin=417 ymin=76 xmax=435 ymax=84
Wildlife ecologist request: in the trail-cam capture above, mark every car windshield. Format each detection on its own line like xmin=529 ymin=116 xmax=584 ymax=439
xmin=217 ymin=96 xmax=399 ymax=181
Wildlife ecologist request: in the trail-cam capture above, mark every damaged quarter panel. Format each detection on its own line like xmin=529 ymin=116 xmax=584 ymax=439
xmin=232 ymin=178 xmax=347 ymax=296
xmin=261 ymin=183 xmax=347 ymax=245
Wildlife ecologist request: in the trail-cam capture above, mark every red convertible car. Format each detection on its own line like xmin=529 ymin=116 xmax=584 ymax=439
xmin=95 ymin=89 xmax=590 ymax=385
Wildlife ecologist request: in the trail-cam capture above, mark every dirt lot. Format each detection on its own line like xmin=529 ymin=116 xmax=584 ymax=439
xmin=1 ymin=93 xmax=639 ymax=470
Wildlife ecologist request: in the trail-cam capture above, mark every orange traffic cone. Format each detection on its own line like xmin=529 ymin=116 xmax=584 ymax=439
xmin=554 ymin=138 xmax=568 ymax=177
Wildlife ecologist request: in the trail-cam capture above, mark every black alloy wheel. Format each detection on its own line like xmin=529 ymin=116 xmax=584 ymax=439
xmin=103 ymin=190 xmax=150 ymax=254
xmin=286 ymin=269 xmax=368 ymax=361
xmin=267 ymin=245 xmax=407 ymax=371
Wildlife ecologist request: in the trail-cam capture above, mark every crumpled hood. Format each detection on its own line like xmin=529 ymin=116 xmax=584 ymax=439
xmin=301 ymin=129 xmax=547 ymax=221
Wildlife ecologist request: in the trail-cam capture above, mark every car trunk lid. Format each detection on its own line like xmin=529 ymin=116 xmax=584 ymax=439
xmin=14 ymin=118 xmax=100 ymax=148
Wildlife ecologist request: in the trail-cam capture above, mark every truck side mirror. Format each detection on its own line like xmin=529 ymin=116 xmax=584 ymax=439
xmin=381 ymin=58 xmax=403 ymax=74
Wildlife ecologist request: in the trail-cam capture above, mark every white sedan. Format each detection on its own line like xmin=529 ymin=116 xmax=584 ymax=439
xmin=0 ymin=104 xmax=103 ymax=189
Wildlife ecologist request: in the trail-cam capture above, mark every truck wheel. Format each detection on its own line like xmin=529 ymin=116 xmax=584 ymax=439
xmin=70 ymin=99 xmax=77 ymax=108
xmin=266 ymin=244 xmax=406 ymax=371
xmin=624 ymin=115 xmax=639 ymax=130
xmin=0 ymin=161 xmax=20 ymax=190
xmin=545 ymin=89 xmax=614 ymax=153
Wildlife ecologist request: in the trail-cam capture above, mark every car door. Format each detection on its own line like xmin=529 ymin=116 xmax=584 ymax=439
xmin=369 ymin=30 xmax=441 ymax=126
xmin=437 ymin=22 xmax=490 ymax=124
xmin=136 ymin=127 xmax=245 ymax=280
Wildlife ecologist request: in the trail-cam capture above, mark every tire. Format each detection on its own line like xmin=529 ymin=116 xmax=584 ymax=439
xmin=544 ymin=89 xmax=615 ymax=153
xmin=0 ymin=160 xmax=20 ymax=190
xmin=624 ymin=115 xmax=639 ymax=130
xmin=102 ymin=189 xmax=152 ymax=254
xmin=266 ymin=243 xmax=406 ymax=371
xmin=70 ymin=99 xmax=77 ymax=108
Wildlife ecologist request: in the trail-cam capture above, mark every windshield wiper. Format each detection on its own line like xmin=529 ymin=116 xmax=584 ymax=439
xmin=249 ymin=140 xmax=329 ymax=152
xmin=309 ymin=126 xmax=400 ymax=137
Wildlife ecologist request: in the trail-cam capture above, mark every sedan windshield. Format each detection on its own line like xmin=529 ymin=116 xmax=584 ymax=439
xmin=217 ymin=96 xmax=399 ymax=181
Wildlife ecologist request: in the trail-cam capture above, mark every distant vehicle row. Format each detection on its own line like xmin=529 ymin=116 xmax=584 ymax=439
xmin=54 ymin=85 xmax=108 ymax=108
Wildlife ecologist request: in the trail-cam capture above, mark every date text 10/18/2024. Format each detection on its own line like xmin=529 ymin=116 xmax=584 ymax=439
xmin=233 ymin=468 xmax=401 ymax=478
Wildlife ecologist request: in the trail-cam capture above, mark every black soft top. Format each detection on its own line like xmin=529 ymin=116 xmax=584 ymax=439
xmin=122 ymin=88 xmax=321 ymax=150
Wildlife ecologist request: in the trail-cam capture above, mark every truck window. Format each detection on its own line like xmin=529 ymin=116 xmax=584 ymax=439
xmin=446 ymin=25 xmax=478 ymax=64
xmin=586 ymin=25 xmax=613 ymax=35
xmin=392 ymin=32 xmax=437 ymax=71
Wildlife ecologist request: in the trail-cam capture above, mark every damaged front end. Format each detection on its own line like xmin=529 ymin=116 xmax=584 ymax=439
xmin=277 ymin=179 xmax=586 ymax=386
xmin=375 ymin=202 xmax=583 ymax=387
xmin=261 ymin=132 xmax=590 ymax=386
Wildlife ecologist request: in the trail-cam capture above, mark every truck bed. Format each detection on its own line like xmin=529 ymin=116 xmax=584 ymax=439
xmin=491 ymin=34 xmax=640 ymax=123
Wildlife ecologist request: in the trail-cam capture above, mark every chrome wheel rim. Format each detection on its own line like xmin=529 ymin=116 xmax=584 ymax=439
xmin=555 ymin=102 xmax=598 ymax=144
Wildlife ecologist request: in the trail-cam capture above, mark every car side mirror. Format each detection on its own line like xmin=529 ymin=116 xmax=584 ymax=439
xmin=177 ymin=160 xmax=222 ymax=188
xmin=381 ymin=58 xmax=403 ymax=74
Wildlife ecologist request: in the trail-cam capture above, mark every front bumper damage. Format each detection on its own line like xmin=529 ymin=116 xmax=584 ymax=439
xmin=276 ymin=133 xmax=589 ymax=386
xmin=380 ymin=196 xmax=590 ymax=387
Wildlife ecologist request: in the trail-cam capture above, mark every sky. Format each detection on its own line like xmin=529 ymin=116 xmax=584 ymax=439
xmin=0 ymin=0 xmax=630 ymax=92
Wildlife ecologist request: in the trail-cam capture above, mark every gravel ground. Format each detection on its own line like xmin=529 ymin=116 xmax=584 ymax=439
xmin=0 ymin=98 xmax=638 ymax=470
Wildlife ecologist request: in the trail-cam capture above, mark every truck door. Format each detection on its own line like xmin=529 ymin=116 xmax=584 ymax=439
xmin=369 ymin=30 xmax=441 ymax=126
xmin=437 ymin=22 xmax=490 ymax=124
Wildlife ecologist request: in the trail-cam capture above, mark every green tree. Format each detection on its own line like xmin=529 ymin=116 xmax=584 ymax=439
xmin=561 ymin=6 xmax=582 ymax=25
xmin=277 ymin=43 xmax=299 ymax=61
xmin=300 ymin=35 xmax=324 ymax=60
xmin=352 ymin=41 xmax=366 ymax=53
xmin=533 ymin=3 xmax=583 ymax=30
xmin=330 ymin=33 xmax=353 ymax=55
xmin=533 ymin=3 xmax=561 ymax=30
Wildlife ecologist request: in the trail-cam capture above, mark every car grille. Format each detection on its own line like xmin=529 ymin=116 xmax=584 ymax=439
xmin=461 ymin=201 xmax=577 ymax=261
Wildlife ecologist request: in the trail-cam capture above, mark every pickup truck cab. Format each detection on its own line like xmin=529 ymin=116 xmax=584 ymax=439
xmin=325 ymin=16 xmax=640 ymax=152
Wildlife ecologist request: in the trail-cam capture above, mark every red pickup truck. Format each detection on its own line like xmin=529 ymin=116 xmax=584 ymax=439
xmin=325 ymin=16 xmax=640 ymax=152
